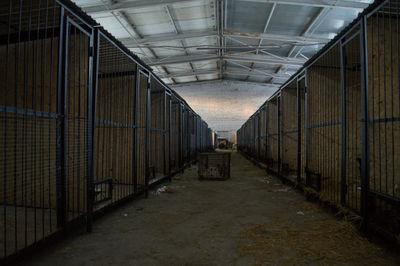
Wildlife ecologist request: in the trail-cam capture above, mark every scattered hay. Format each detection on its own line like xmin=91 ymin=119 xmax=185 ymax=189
xmin=236 ymin=217 xmax=390 ymax=265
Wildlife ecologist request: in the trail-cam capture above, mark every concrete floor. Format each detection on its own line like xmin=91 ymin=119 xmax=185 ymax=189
xmin=24 ymin=151 xmax=399 ymax=265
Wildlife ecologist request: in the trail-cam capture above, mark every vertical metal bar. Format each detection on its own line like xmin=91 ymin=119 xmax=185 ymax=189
xmin=145 ymin=73 xmax=151 ymax=197
xmin=179 ymin=103 xmax=182 ymax=169
xmin=305 ymin=70 xmax=309 ymax=184
xmin=277 ymin=96 xmax=281 ymax=175
xmin=169 ymin=95 xmax=172 ymax=177
xmin=163 ymin=90 xmax=167 ymax=175
xmin=134 ymin=65 xmax=139 ymax=192
xmin=340 ymin=39 xmax=347 ymax=206
xmin=265 ymin=104 xmax=268 ymax=162
xmin=258 ymin=115 xmax=261 ymax=159
xmin=87 ymin=28 xmax=97 ymax=233
xmin=3 ymin=0 xmax=12 ymax=257
xmin=297 ymin=78 xmax=302 ymax=183
xmin=360 ymin=16 xmax=370 ymax=225
xmin=56 ymin=7 xmax=66 ymax=228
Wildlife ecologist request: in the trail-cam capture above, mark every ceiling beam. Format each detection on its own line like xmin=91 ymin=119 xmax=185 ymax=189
xmin=83 ymin=0 xmax=369 ymax=14
xmin=225 ymin=54 xmax=305 ymax=66
xmin=169 ymin=79 xmax=282 ymax=87
xmin=156 ymin=68 xmax=291 ymax=79
xmin=147 ymin=54 xmax=220 ymax=66
xmin=146 ymin=53 xmax=305 ymax=66
xmin=122 ymin=31 xmax=329 ymax=47
xmin=226 ymin=31 xmax=329 ymax=45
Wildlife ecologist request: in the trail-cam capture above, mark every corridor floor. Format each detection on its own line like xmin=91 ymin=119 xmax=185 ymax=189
xmin=26 ymin=151 xmax=399 ymax=265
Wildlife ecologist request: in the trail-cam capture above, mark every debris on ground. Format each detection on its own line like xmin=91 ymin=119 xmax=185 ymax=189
xmin=154 ymin=185 xmax=179 ymax=195
xmin=297 ymin=211 xmax=305 ymax=216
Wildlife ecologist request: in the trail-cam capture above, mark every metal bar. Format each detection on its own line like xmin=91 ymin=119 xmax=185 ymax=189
xmin=369 ymin=117 xmax=400 ymax=123
xmin=134 ymin=65 xmax=139 ymax=192
xmin=87 ymin=27 xmax=98 ymax=233
xmin=163 ymin=90 xmax=167 ymax=175
xmin=145 ymin=73 xmax=151 ymax=197
xmin=340 ymin=39 xmax=347 ymax=206
xmin=305 ymin=70 xmax=309 ymax=183
xmin=360 ymin=15 xmax=370 ymax=225
xmin=169 ymin=95 xmax=172 ymax=175
xmin=308 ymin=120 xmax=342 ymax=129
xmin=297 ymin=77 xmax=301 ymax=183
xmin=56 ymin=8 xmax=67 ymax=228
xmin=277 ymin=96 xmax=281 ymax=175
xmin=0 ymin=106 xmax=58 ymax=119
xmin=97 ymin=119 xmax=137 ymax=129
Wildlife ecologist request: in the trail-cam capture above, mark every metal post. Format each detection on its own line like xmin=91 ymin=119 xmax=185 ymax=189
xmin=277 ymin=96 xmax=281 ymax=176
xmin=163 ymin=90 xmax=167 ymax=175
xmin=360 ymin=16 xmax=370 ymax=225
xmin=179 ymin=103 xmax=183 ymax=169
xmin=257 ymin=114 xmax=261 ymax=159
xmin=145 ymin=73 xmax=151 ymax=197
xmin=169 ymin=95 xmax=172 ymax=177
xmin=134 ymin=65 xmax=139 ymax=192
xmin=297 ymin=77 xmax=302 ymax=183
xmin=340 ymin=40 xmax=347 ymax=206
xmin=86 ymin=27 xmax=97 ymax=233
xmin=265 ymin=105 xmax=268 ymax=162
xmin=56 ymin=8 xmax=66 ymax=228
xmin=305 ymin=70 xmax=309 ymax=184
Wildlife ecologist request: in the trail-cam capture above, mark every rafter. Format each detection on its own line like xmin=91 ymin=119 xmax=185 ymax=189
xmin=156 ymin=68 xmax=292 ymax=79
xmin=146 ymin=53 xmax=305 ymax=66
xmin=122 ymin=30 xmax=329 ymax=48
xmin=169 ymin=79 xmax=282 ymax=87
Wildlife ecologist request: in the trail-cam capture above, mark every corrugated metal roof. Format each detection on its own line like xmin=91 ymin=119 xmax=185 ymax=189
xmin=72 ymin=0 xmax=373 ymax=88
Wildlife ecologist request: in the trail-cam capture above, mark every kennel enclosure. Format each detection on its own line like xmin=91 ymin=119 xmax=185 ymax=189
xmin=0 ymin=0 xmax=213 ymax=262
xmin=238 ymin=0 xmax=400 ymax=240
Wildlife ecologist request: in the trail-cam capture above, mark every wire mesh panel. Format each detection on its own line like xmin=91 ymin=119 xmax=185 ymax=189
xmin=280 ymin=81 xmax=298 ymax=179
xmin=298 ymin=77 xmax=307 ymax=183
xmin=182 ymin=107 xmax=189 ymax=163
xmin=136 ymin=71 xmax=148 ymax=190
xmin=93 ymin=33 xmax=136 ymax=209
xmin=259 ymin=107 xmax=267 ymax=162
xmin=267 ymin=99 xmax=279 ymax=173
xmin=63 ymin=16 xmax=93 ymax=221
xmin=149 ymin=77 xmax=166 ymax=181
xmin=0 ymin=0 xmax=61 ymax=258
xmin=165 ymin=93 xmax=170 ymax=175
xmin=366 ymin=0 xmax=400 ymax=234
xmin=170 ymin=98 xmax=181 ymax=171
xmin=254 ymin=114 xmax=260 ymax=159
xmin=307 ymin=44 xmax=342 ymax=200
xmin=249 ymin=117 xmax=255 ymax=155
xmin=188 ymin=111 xmax=196 ymax=158
xmin=342 ymin=27 xmax=362 ymax=212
